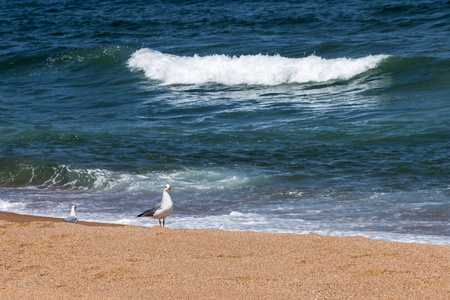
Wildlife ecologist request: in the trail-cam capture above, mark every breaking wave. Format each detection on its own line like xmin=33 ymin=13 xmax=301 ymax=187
xmin=128 ymin=49 xmax=389 ymax=86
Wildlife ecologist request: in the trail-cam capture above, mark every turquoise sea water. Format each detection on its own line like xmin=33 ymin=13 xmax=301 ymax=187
xmin=1 ymin=0 xmax=449 ymax=244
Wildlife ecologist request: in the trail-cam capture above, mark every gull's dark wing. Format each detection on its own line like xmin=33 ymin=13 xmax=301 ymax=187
xmin=136 ymin=202 xmax=161 ymax=217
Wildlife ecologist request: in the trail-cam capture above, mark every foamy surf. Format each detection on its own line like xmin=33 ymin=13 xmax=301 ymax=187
xmin=128 ymin=49 xmax=389 ymax=85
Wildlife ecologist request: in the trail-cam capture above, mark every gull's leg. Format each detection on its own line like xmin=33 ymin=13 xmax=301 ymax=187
xmin=163 ymin=218 xmax=165 ymax=227
xmin=159 ymin=219 xmax=162 ymax=226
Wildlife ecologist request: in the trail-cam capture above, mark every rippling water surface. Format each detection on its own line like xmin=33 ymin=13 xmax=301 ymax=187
xmin=1 ymin=0 xmax=449 ymax=244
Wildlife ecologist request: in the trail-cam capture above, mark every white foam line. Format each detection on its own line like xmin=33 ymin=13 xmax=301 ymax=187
xmin=128 ymin=49 xmax=389 ymax=85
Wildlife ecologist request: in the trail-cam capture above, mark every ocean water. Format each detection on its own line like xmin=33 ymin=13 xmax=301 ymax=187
xmin=1 ymin=0 xmax=449 ymax=245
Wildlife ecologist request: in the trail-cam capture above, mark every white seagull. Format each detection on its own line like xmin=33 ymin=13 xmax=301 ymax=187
xmin=137 ymin=184 xmax=174 ymax=227
xmin=63 ymin=205 xmax=78 ymax=224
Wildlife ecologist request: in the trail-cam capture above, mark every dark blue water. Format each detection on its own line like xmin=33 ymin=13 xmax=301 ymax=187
xmin=1 ymin=0 xmax=449 ymax=244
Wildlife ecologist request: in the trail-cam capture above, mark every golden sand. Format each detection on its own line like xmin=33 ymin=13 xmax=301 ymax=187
xmin=0 ymin=211 xmax=448 ymax=299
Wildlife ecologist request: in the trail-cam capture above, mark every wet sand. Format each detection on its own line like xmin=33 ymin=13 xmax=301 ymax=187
xmin=1 ymin=211 xmax=448 ymax=299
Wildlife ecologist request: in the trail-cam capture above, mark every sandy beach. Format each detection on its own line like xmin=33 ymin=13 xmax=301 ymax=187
xmin=0 ymin=211 xmax=448 ymax=299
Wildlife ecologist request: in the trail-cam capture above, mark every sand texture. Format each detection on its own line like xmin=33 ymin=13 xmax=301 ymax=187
xmin=0 ymin=212 xmax=449 ymax=299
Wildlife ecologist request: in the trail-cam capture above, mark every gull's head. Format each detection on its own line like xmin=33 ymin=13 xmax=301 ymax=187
xmin=164 ymin=184 xmax=171 ymax=192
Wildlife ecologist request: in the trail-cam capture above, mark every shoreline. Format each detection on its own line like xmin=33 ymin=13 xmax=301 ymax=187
xmin=0 ymin=211 xmax=123 ymax=227
xmin=1 ymin=210 xmax=447 ymax=246
xmin=1 ymin=211 xmax=449 ymax=299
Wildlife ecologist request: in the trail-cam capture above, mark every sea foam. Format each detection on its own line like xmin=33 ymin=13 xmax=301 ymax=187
xmin=128 ymin=49 xmax=389 ymax=85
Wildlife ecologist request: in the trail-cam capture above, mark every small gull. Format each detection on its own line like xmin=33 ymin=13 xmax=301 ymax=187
xmin=63 ymin=205 xmax=78 ymax=224
xmin=137 ymin=184 xmax=174 ymax=227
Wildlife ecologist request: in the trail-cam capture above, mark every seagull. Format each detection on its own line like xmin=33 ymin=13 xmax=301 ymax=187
xmin=63 ymin=205 xmax=78 ymax=224
xmin=137 ymin=184 xmax=174 ymax=227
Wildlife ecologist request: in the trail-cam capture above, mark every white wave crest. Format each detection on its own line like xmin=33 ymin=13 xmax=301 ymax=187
xmin=0 ymin=199 xmax=27 ymax=211
xmin=128 ymin=49 xmax=389 ymax=85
